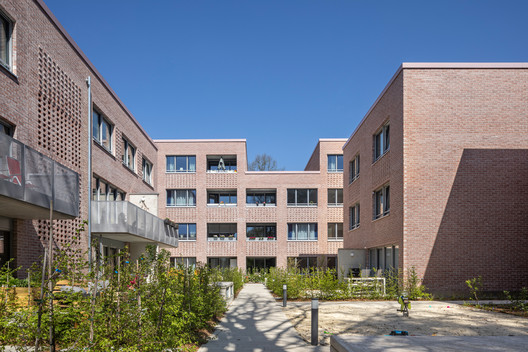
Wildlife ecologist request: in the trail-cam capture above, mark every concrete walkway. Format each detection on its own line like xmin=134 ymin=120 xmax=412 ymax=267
xmin=199 ymin=283 xmax=326 ymax=352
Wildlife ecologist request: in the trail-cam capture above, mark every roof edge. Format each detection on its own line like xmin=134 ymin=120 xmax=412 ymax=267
xmin=154 ymin=139 xmax=247 ymax=143
xmin=34 ymin=0 xmax=157 ymax=150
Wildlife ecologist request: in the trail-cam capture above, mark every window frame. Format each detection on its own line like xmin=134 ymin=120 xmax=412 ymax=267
xmin=171 ymin=257 xmax=196 ymax=268
xmin=287 ymin=188 xmax=318 ymax=207
xmin=166 ymin=189 xmax=196 ymax=207
xmin=166 ymin=155 xmax=196 ymax=173
xmin=373 ymin=184 xmax=390 ymax=220
xmin=92 ymin=109 xmax=114 ymax=153
xmin=349 ymin=203 xmax=360 ymax=230
xmin=373 ymin=123 xmax=390 ymax=162
xmin=207 ymin=155 xmax=237 ymax=172
xmin=207 ymin=223 xmax=237 ymax=241
xmin=349 ymin=154 xmax=360 ymax=184
xmin=327 ymin=154 xmax=344 ymax=172
xmin=122 ymin=138 xmax=136 ymax=171
xmin=327 ymin=188 xmax=343 ymax=206
xmin=246 ymin=189 xmax=277 ymax=206
xmin=142 ymin=158 xmax=153 ymax=185
xmin=287 ymin=223 xmax=318 ymax=241
xmin=177 ymin=223 xmax=197 ymax=241
xmin=0 ymin=10 xmax=13 ymax=71
xmin=246 ymin=223 xmax=277 ymax=241
xmin=327 ymin=223 xmax=343 ymax=240
xmin=207 ymin=190 xmax=237 ymax=206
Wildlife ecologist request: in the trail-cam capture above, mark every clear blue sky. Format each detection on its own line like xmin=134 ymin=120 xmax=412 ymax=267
xmin=44 ymin=0 xmax=528 ymax=170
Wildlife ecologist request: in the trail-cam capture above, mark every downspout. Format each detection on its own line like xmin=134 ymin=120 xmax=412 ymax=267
xmin=86 ymin=76 xmax=92 ymax=266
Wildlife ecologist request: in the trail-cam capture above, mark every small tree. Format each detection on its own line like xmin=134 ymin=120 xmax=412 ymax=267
xmin=466 ymin=276 xmax=483 ymax=306
xmin=248 ymin=154 xmax=284 ymax=171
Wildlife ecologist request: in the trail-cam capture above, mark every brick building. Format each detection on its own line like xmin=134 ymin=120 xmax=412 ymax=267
xmin=155 ymin=139 xmax=345 ymax=270
xmin=0 ymin=0 xmax=176 ymax=275
xmin=341 ymin=63 xmax=528 ymax=294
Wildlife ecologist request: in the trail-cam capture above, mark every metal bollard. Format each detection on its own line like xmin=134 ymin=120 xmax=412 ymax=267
xmin=264 ymin=277 xmax=267 ymax=287
xmin=283 ymin=284 xmax=287 ymax=307
xmin=311 ymin=298 xmax=318 ymax=346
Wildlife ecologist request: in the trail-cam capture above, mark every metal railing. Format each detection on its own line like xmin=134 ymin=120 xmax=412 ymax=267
xmin=0 ymin=133 xmax=79 ymax=218
xmin=91 ymin=201 xmax=178 ymax=247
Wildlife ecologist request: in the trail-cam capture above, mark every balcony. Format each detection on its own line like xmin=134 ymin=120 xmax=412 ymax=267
xmin=0 ymin=133 xmax=79 ymax=219
xmin=91 ymin=201 xmax=178 ymax=248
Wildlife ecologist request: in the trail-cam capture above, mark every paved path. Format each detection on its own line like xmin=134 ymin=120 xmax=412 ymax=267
xmin=199 ymin=283 xmax=326 ymax=352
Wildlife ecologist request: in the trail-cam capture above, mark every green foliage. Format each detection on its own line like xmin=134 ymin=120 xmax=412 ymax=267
xmin=0 ymin=223 xmax=228 ymax=351
xmin=213 ymin=267 xmax=245 ymax=294
xmin=404 ymin=267 xmax=431 ymax=300
xmin=466 ymin=276 xmax=483 ymax=306
xmin=504 ymin=287 xmax=528 ymax=311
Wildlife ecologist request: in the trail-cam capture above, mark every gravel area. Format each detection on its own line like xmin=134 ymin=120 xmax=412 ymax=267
xmin=282 ymin=301 xmax=528 ymax=346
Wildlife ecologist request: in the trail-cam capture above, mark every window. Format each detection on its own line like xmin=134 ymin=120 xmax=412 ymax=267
xmin=171 ymin=257 xmax=196 ymax=268
xmin=349 ymin=204 xmax=360 ymax=230
xmin=0 ymin=11 xmax=12 ymax=70
xmin=122 ymin=138 xmax=136 ymax=171
xmin=208 ymin=257 xmax=237 ymax=268
xmin=327 ymin=189 xmax=343 ymax=206
xmin=0 ymin=120 xmax=13 ymax=136
xmin=328 ymin=223 xmax=343 ymax=240
xmin=288 ymin=256 xmax=318 ymax=269
xmin=287 ymin=189 xmax=318 ymax=206
xmin=92 ymin=110 xmax=113 ymax=152
xmin=327 ymin=155 xmax=343 ymax=172
xmin=166 ymin=189 xmax=196 ymax=207
xmin=207 ymin=223 xmax=237 ymax=241
xmin=207 ymin=155 xmax=237 ymax=172
xmin=142 ymin=158 xmax=153 ymax=185
xmin=373 ymin=123 xmax=390 ymax=161
xmin=166 ymin=155 xmax=196 ymax=173
xmin=288 ymin=223 xmax=318 ymax=241
xmin=369 ymin=245 xmax=398 ymax=271
xmin=207 ymin=190 xmax=237 ymax=205
xmin=349 ymin=154 xmax=360 ymax=183
xmin=178 ymin=223 xmax=197 ymax=241
xmin=373 ymin=185 xmax=390 ymax=219
xmin=246 ymin=224 xmax=276 ymax=241
xmin=246 ymin=189 xmax=276 ymax=206
xmin=92 ymin=176 xmax=125 ymax=201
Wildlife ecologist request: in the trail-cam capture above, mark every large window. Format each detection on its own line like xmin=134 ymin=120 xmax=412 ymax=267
xmin=208 ymin=257 xmax=237 ymax=269
xmin=373 ymin=123 xmax=390 ymax=161
xmin=166 ymin=189 xmax=196 ymax=207
xmin=142 ymin=158 xmax=153 ymax=185
xmin=327 ymin=155 xmax=343 ymax=172
xmin=166 ymin=155 xmax=196 ymax=173
xmin=328 ymin=223 xmax=343 ymax=240
xmin=373 ymin=185 xmax=390 ymax=219
xmin=349 ymin=204 xmax=360 ymax=230
xmin=207 ymin=223 xmax=237 ymax=241
xmin=287 ymin=189 xmax=318 ymax=206
xmin=122 ymin=138 xmax=136 ymax=171
xmin=171 ymin=257 xmax=196 ymax=268
xmin=246 ymin=189 xmax=276 ymax=206
xmin=327 ymin=189 xmax=343 ymax=206
xmin=349 ymin=154 xmax=360 ymax=183
xmin=369 ymin=245 xmax=399 ymax=271
xmin=288 ymin=257 xmax=318 ymax=269
xmin=207 ymin=190 xmax=237 ymax=205
xmin=178 ymin=223 xmax=197 ymax=241
xmin=92 ymin=176 xmax=125 ymax=201
xmin=93 ymin=110 xmax=113 ymax=152
xmin=246 ymin=224 xmax=276 ymax=241
xmin=288 ymin=223 xmax=318 ymax=241
xmin=0 ymin=11 xmax=12 ymax=70
xmin=207 ymin=155 xmax=237 ymax=172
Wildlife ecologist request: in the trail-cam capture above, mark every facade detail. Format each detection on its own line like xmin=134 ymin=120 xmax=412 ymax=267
xmin=342 ymin=63 xmax=528 ymax=294
xmin=156 ymin=139 xmax=346 ymax=270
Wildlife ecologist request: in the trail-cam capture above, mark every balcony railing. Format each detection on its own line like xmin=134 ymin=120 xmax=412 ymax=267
xmin=91 ymin=201 xmax=178 ymax=248
xmin=247 ymin=237 xmax=276 ymax=242
xmin=208 ymin=235 xmax=237 ymax=241
xmin=0 ymin=133 xmax=79 ymax=219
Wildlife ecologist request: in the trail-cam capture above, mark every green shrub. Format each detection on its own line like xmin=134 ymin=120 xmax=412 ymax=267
xmin=466 ymin=276 xmax=483 ymax=306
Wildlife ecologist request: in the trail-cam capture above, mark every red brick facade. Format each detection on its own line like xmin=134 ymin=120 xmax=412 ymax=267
xmin=156 ymin=139 xmax=345 ymax=270
xmin=343 ymin=64 xmax=528 ymax=294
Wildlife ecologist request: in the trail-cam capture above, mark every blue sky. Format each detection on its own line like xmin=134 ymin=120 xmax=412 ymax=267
xmin=44 ymin=0 xmax=528 ymax=170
